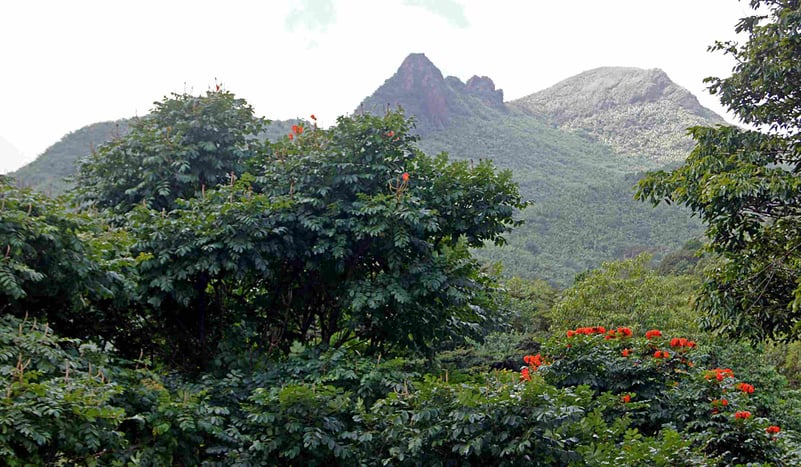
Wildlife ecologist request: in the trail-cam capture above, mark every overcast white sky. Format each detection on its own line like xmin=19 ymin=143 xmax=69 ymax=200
xmin=0 ymin=0 xmax=753 ymax=174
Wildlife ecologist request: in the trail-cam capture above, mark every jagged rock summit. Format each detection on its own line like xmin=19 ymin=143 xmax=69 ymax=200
xmin=357 ymin=53 xmax=504 ymax=134
xmin=511 ymin=66 xmax=726 ymax=164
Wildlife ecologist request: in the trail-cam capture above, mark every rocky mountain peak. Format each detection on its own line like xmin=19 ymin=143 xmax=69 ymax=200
xmin=466 ymin=75 xmax=504 ymax=108
xmin=357 ymin=53 xmax=505 ymax=134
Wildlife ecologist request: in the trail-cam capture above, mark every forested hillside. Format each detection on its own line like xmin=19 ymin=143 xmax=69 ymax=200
xmin=10 ymin=120 xmax=130 ymax=195
xmin=359 ymin=54 xmax=711 ymax=283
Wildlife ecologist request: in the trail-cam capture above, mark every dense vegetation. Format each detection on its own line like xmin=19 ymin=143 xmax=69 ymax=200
xmin=3 ymin=0 xmax=801 ymax=464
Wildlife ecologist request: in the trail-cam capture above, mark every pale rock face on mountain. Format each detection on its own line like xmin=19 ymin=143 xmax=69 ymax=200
xmin=511 ymin=67 xmax=727 ymax=165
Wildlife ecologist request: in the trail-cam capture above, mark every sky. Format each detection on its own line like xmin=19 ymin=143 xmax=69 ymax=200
xmin=0 ymin=0 xmax=755 ymax=174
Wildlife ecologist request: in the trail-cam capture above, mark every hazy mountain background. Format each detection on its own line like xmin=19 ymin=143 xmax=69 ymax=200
xmin=9 ymin=53 xmax=721 ymax=285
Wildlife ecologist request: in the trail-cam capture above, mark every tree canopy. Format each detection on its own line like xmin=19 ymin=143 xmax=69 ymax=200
xmin=73 ymin=92 xmax=525 ymax=368
xmin=637 ymin=0 xmax=801 ymax=341
xmin=75 ymin=90 xmax=267 ymax=220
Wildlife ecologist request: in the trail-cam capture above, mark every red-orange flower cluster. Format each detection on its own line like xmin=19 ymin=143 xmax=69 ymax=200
xmin=645 ymin=329 xmax=662 ymax=339
xmin=766 ymin=425 xmax=781 ymax=434
xmin=711 ymin=398 xmax=729 ymax=407
xmin=621 ymin=348 xmax=631 ymax=357
xmin=705 ymin=368 xmax=734 ymax=382
xmin=567 ymin=326 xmax=606 ymax=337
xmin=605 ymin=327 xmax=633 ymax=340
xmin=292 ymin=124 xmax=303 ymax=135
xmin=669 ymin=337 xmax=697 ymax=348
xmin=401 ymin=172 xmax=410 ymax=182
xmin=521 ymin=353 xmax=545 ymax=381
xmin=735 ymin=382 xmax=755 ymax=394
xmin=524 ymin=354 xmax=543 ymax=368
xmin=734 ymin=411 xmax=752 ymax=420
xmin=621 ymin=394 xmax=631 ymax=403
xmin=653 ymin=350 xmax=670 ymax=359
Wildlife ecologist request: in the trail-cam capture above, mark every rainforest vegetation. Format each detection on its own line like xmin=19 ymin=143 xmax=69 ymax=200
xmin=3 ymin=0 xmax=801 ymax=464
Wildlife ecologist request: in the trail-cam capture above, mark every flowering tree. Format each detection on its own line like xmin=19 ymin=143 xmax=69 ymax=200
xmin=78 ymin=101 xmax=525 ymax=367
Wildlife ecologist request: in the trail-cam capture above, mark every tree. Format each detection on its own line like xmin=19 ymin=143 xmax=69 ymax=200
xmin=551 ymin=254 xmax=701 ymax=337
xmin=636 ymin=0 xmax=801 ymax=341
xmin=78 ymin=103 xmax=526 ymax=368
xmin=75 ymin=89 xmax=267 ymax=221
xmin=0 ymin=178 xmax=131 ymax=341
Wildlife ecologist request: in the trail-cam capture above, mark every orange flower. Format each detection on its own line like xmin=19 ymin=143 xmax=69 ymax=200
xmin=387 ymin=130 xmax=395 ymax=138
xmin=645 ymin=329 xmax=662 ymax=339
xmin=524 ymin=354 xmax=543 ymax=367
xmin=292 ymin=124 xmax=303 ymax=135
xmin=766 ymin=425 xmax=781 ymax=434
xmin=520 ymin=367 xmax=531 ymax=381
xmin=617 ymin=327 xmax=633 ymax=337
xmin=736 ymin=382 xmax=755 ymax=394
xmin=566 ymin=330 xmax=575 ymax=338
xmin=621 ymin=348 xmax=631 ymax=357
xmin=288 ymin=133 xmax=294 ymax=140
xmin=705 ymin=368 xmax=734 ymax=381
xmin=621 ymin=394 xmax=631 ymax=403
xmin=734 ymin=411 xmax=752 ymax=420
xmin=711 ymin=398 xmax=728 ymax=407
xmin=401 ymin=172 xmax=409 ymax=182
xmin=653 ymin=350 xmax=669 ymax=359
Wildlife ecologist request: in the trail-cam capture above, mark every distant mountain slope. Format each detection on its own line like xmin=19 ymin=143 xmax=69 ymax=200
xmin=10 ymin=120 xmax=130 ymax=195
xmin=357 ymin=54 xmax=715 ymax=284
xmin=511 ymin=67 xmax=726 ymax=166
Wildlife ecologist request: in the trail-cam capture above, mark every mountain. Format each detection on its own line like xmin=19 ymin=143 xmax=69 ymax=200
xmin=358 ymin=53 xmax=505 ymax=135
xmin=511 ymin=67 xmax=726 ymax=166
xmin=358 ymin=54 xmax=716 ymax=284
xmin=10 ymin=120 xmax=131 ymax=195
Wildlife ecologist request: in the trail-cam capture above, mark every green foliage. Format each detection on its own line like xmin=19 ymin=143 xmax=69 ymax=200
xmin=551 ymin=254 xmax=701 ymax=337
xmin=0 ymin=179 xmax=131 ymax=341
xmin=76 ymin=89 xmax=267 ymax=220
xmin=497 ymin=276 xmax=558 ymax=334
xmin=637 ymin=1 xmax=801 ymax=341
xmin=79 ymin=106 xmax=524 ymax=368
xmin=656 ymin=237 xmax=707 ymax=276
xmin=0 ymin=315 xmax=126 ymax=465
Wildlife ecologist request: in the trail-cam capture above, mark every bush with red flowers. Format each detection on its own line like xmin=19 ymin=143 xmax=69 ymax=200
xmin=519 ymin=327 xmax=800 ymax=464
